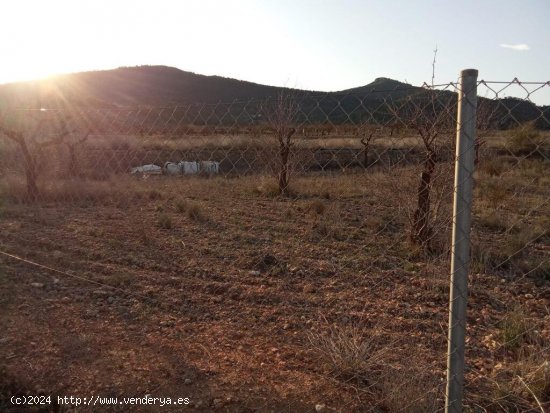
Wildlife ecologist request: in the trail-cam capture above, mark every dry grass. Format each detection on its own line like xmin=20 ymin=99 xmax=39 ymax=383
xmin=499 ymin=307 xmax=532 ymax=350
xmin=506 ymin=122 xmax=547 ymax=156
xmin=174 ymin=198 xmax=207 ymax=222
xmin=380 ymin=367 xmax=442 ymax=413
xmin=0 ymin=128 xmax=548 ymax=411
xmin=307 ymin=199 xmax=326 ymax=215
xmin=0 ymin=174 xmax=149 ymax=204
xmin=156 ymin=212 xmax=172 ymax=229
xmin=489 ymin=349 xmax=550 ymax=410
xmin=308 ymin=323 xmax=386 ymax=383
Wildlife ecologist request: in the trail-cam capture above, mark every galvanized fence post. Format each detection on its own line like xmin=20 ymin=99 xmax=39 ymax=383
xmin=446 ymin=68 xmax=478 ymax=413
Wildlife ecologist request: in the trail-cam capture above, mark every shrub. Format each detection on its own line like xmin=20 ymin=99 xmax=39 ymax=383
xmin=175 ymin=198 xmax=206 ymax=222
xmin=308 ymin=324 xmax=383 ymax=382
xmin=507 ymin=122 xmax=545 ymax=156
xmin=491 ymin=352 xmax=550 ymax=409
xmin=175 ymin=199 xmax=189 ymax=213
xmin=186 ymin=203 xmax=206 ymax=222
xmin=148 ymin=190 xmax=162 ymax=201
xmin=480 ymin=157 xmax=508 ymax=177
xmin=477 ymin=210 xmax=508 ymax=232
xmin=499 ymin=307 xmax=530 ymax=350
xmin=308 ymin=199 xmax=326 ymax=215
xmin=157 ymin=213 xmax=172 ymax=229
xmin=380 ymin=367 xmax=441 ymax=412
xmin=481 ymin=179 xmax=508 ymax=209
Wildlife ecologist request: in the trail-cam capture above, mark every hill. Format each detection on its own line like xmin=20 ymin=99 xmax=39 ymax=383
xmin=0 ymin=66 xmax=547 ymax=128
xmin=0 ymin=66 xmax=423 ymax=109
xmin=0 ymin=66 xmax=307 ymax=108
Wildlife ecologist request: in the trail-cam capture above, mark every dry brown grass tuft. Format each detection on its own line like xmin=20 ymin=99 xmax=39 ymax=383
xmin=477 ymin=210 xmax=509 ymax=233
xmin=0 ymin=174 xmax=148 ymax=204
xmin=157 ymin=213 xmax=172 ymax=229
xmin=380 ymin=367 xmax=442 ymax=413
xmin=308 ymin=323 xmax=386 ymax=383
xmin=174 ymin=198 xmax=207 ymax=222
xmin=490 ymin=350 xmax=550 ymax=410
xmin=307 ymin=199 xmax=326 ymax=215
xmin=499 ymin=307 xmax=534 ymax=350
xmin=506 ymin=122 xmax=546 ymax=156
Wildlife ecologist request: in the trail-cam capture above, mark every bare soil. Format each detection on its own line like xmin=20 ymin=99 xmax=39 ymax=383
xmin=1 ymin=171 xmax=548 ymax=412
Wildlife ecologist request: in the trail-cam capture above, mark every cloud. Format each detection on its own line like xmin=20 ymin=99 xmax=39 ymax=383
xmin=499 ymin=43 xmax=530 ymax=51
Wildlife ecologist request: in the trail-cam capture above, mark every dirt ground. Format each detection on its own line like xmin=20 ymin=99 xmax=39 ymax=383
xmin=0 ymin=171 xmax=549 ymax=412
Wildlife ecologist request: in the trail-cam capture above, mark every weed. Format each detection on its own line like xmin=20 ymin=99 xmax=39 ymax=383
xmin=308 ymin=199 xmax=326 ymax=215
xmin=477 ymin=210 xmax=508 ymax=232
xmin=175 ymin=199 xmax=189 ymax=213
xmin=502 ymin=227 xmax=539 ymax=259
xmin=157 ymin=213 xmax=172 ymax=229
xmin=109 ymin=272 xmax=134 ymax=287
xmin=149 ymin=190 xmax=162 ymax=201
xmin=490 ymin=351 xmax=550 ymax=409
xmin=186 ymin=203 xmax=206 ymax=222
xmin=174 ymin=198 xmax=206 ymax=221
xmin=308 ymin=324 xmax=384 ymax=382
xmin=507 ymin=122 xmax=545 ymax=156
xmin=380 ymin=367 xmax=441 ymax=412
xmin=499 ymin=307 xmax=530 ymax=350
xmin=482 ymin=179 xmax=508 ymax=209
xmin=480 ymin=157 xmax=508 ymax=176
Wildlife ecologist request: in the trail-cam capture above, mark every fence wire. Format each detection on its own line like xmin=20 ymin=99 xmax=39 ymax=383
xmin=0 ymin=78 xmax=548 ymax=412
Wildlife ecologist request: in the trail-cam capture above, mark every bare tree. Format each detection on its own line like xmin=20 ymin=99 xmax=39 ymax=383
xmin=0 ymin=125 xmax=40 ymax=201
xmin=0 ymin=112 xmax=84 ymax=201
xmin=264 ymin=93 xmax=298 ymax=196
xmin=58 ymin=119 xmax=90 ymax=177
xmin=386 ymin=92 xmax=456 ymax=248
xmin=356 ymin=124 xmax=379 ymax=168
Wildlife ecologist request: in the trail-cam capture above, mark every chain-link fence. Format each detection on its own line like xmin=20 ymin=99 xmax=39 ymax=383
xmin=0 ymin=74 xmax=548 ymax=412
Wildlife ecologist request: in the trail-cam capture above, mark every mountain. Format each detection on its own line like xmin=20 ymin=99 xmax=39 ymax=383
xmin=0 ymin=66 xmax=547 ymax=128
xmin=0 ymin=66 xmax=305 ymax=108
xmin=0 ymin=66 xmax=425 ymax=109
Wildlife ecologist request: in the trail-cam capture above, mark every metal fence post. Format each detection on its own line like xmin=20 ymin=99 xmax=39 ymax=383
xmin=446 ymin=68 xmax=478 ymax=413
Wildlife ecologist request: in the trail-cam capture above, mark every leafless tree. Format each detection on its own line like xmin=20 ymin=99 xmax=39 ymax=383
xmin=264 ymin=93 xmax=298 ymax=196
xmin=356 ymin=123 xmax=378 ymax=168
xmin=0 ymin=115 xmax=67 ymax=202
xmin=58 ymin=119 xmax=90 ymax=177
xmin=0 ymin=125 xmax=40 ymax=201
xmin=386 ymin=92 xmax=456 ymax=248
xmin=0 ymin=111 xmax=89 ymax=201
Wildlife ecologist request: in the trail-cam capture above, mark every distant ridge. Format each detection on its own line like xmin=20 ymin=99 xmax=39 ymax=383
xmin=0 ymin=65 xmax=547 ymax=128
xmin=0 ymin=65 xmax=418 ymax=108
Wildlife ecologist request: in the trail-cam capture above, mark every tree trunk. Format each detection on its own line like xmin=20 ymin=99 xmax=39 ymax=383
xmin=68 ymin=144 xmax=77 ymax=177
xmin=19 ymin=138 xmax=39 ymax=201
xmin=279 ymin=143 xmax=290 ymax=195
xmin=277 ymin=128 xmax=295 ymax=196
xmin=360 ymin=138 xmax=370 ymax=169
xmin=411 ymin=149 xmax=436 ymax=246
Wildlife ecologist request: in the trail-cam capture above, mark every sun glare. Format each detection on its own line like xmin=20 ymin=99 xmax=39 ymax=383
xmin=0 ymin=1 xmax=142 ymax=84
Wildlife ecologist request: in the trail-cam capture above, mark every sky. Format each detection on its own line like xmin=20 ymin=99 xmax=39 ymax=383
xmin=1 ymin=0 xmax=549 ymax=103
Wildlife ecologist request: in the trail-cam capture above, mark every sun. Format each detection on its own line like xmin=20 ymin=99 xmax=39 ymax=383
xmin=0 ymin=1 xmax=121 ymax=84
